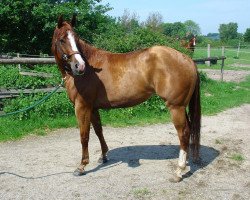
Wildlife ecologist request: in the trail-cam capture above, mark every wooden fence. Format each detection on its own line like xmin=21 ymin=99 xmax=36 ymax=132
xmin=0 ymin=56 xmax=61 ymax=100
xmin=0 ymin=57 xmax=56 ymax=64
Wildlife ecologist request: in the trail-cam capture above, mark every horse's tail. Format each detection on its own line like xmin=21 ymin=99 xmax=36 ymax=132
xmin=188 ymin=71 xmax=201 ymax=161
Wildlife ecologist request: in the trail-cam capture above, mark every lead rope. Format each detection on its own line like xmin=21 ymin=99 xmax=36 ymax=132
xmin=0 ymin=79 xmax=64 ymax=118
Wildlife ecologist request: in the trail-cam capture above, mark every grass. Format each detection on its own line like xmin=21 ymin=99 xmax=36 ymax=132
xmin=200 ymin=75 xmax=250 ymax=115
xmin=215 ymin=139 xmax=222 ymax=144
xmin=132 ymin=188 xmax=152 ymax=199
xmin=0 ymin=116 xmax=77 ymax=142
xmin=228 ymin=153 xmax=245 ymax=161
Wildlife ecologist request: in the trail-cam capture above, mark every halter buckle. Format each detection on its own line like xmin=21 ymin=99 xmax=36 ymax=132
xmin=62 ymin=54 xmax=69 ymax=61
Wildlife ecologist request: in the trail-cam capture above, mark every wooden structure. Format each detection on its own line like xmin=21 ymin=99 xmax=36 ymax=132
xmin=193 ymin=56 xmax=226 ymax=65
xmin=0 ymin=57 xmax=56 ymax=64
xmin=0 ymin=87 xmax=64 ymax=99
xmin=193 ymin=56 xmax=226 ymax=81
xmin=0 ymin=56 xmax=59 ymax=100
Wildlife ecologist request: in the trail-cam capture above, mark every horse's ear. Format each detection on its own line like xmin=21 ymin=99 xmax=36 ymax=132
xmin=58 ymin=15 xmax=64 ymax=28
xmin=71 ymin=14 xmax=77 ymax=27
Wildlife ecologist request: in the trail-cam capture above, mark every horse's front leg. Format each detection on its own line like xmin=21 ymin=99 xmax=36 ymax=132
xmin=91 ymin=109 xmax=109 ymax=163
xmin=73 ymin=99 xmax=92 ymax=176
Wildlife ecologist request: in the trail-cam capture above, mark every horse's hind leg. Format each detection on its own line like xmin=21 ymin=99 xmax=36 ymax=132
xmin=91 ymin=109 xmax=109 ymax=163
xmin=169 ymin=105 xmax=190 ymax=182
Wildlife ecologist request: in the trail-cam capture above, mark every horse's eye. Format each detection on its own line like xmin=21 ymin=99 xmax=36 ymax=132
xmin=60 ymin=39 xmax=65 ymax=44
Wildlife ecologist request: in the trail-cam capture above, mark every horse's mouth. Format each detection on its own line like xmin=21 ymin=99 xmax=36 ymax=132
xmin=73 ymin=68 xmax=86 ymax=76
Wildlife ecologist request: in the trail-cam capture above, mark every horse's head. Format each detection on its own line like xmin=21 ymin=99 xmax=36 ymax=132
xmin=189 ymin=36 xmax=196 ymax=47
xmin=52 ymin=15 xmax=85 ymax=76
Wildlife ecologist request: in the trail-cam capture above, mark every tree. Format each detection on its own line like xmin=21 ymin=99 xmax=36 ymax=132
xmin=0 ymin=0 xmax=112 ymax=54
xmin=119 ymin=9 xmax=140 ymax=33
xmin=219 ymin=22 xmax=238 ymax=41
xmin=206 ymin=33 xmax=220 ymax=40
xmin=162 ymin=22 xmax=187 ymax=38
xmin=244 ymin=28 xmax=250 ymax=42
xmin=184 ymin=20 xmax=201 ymax=36
xmin=144 ymin=12 xmax=163 ymax=31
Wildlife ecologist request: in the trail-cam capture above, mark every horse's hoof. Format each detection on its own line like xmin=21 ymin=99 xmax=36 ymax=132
xmin=98 ymin=156 xmax=108 ymax=164
xmin=73 ymin=168 xmax=86 ymax=176
xmin=102 ymin=156 xmax=108 ymax=163
xmin=169 ymin=176 xmax=182 ymax=183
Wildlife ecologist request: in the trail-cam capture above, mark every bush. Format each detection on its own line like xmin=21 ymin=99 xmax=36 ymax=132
xmin=0 ymin=65 xmax=61 ymax=89
xmin=199 ymin=71 xmax=213 ymax=85
xmin=93 ymin=24 xmax=190 ymax=56
xmin=3 ymin=92 xmax=74 ymax=120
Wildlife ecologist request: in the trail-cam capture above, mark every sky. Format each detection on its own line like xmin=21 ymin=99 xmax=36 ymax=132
xmin=101 ymin=0 xmax=250 ymax=35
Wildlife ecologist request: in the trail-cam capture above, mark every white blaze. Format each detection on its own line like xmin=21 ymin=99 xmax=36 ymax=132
xmin=67 ymin=31 xmax=85 ymax=72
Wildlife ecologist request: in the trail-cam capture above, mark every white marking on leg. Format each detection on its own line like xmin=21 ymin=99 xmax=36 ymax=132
xmin=175 ymin=149 xmax=190 ymax=179
xmin=178 ymin=149 xmax=187 ymax=169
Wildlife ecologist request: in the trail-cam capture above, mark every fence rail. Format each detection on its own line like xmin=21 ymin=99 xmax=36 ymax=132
xmin=0 ymin=57 xmax=56 ymax=64
xmin=0 ymin=87 xmax=64 ymax=99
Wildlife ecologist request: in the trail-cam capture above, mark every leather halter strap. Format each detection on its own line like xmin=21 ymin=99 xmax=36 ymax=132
xmin=55 ymin=39 xmax=81 ymax=61
xmin=62 ymin=51 xmax=80 ymax=61
xmin=68 ymin=51 xmax=80 ymax=57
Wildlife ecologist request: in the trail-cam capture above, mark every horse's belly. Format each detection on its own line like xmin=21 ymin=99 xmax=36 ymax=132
xmin=94 ymin=92 xmax=152 ymax=109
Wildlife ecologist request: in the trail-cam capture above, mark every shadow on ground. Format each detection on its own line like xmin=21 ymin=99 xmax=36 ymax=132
xmin=88 ymin=144 xmax=219 ymax=175
xmin=0 ymin=145 xmax=219 ymax=180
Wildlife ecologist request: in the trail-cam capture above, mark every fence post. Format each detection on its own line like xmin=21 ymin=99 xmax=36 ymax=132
xmin=221 ymin=46 xmax=225 ymax=81
xmin=206 ymin=44 xmax=211 ymax=66
xmin=237 ymin=41 xmax=240 ymax=58
xmin=17 ymin=53 xmax=21 ymax=72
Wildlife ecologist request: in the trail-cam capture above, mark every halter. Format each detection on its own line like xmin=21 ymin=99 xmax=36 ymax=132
xmin=62 ymin=51 xmax=80 ymax=62
xmin=55 ymin=40 xmax=82 ymax=72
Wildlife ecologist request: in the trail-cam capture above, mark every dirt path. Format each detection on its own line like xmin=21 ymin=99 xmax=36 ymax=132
xmin=0 ymin=104 xmax=249 ymax=200
xmin=199 ymin=69 xmax=250 ymax=82
xmin=200 ymin=69 xmax=250 ymax=82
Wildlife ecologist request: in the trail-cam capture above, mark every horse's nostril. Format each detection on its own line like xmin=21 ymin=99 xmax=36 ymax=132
xmin=75 ymin=64 xmax=78 ymax=68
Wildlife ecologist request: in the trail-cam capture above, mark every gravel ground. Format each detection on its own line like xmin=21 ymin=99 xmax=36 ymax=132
xmin=0 ymin=104 xmax=250 ymax=200
xmin=200 ymin=69 xmax=250 ymax=82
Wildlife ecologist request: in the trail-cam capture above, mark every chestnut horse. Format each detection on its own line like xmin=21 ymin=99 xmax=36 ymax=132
xmin=181 ymin=35 xmax=196 ymax=52
xmin=52 ymin=16 xmax=201 ymax=182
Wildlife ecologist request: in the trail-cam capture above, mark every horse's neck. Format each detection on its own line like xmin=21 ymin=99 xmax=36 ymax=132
xmin=189 ymin=41 xmax=194 ymax=48
xmin=79 ymin=40 xmax=102 ymax=60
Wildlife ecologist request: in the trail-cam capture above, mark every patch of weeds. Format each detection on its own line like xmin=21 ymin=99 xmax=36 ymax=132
xmin=215 ymin=139 xmax=222 ymax=144
xmin=132 ymin=187 xmax=152 ymax=199
xmin=178 ymin=188 xmax=190 ymax=199
xmin=162 ymin=189 xmax=170 ymax=195
xmin=228 ymin=153 xmax=245 ymax=161
xmin=35 ymin=129 xmax=47 ymax=136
